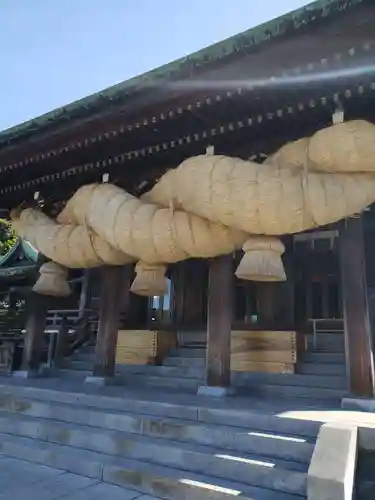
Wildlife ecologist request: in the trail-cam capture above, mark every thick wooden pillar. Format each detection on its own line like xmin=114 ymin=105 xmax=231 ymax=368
xmin=183 ymin=260 xmax=207 ymax=326
xmin=201 ymin=254 xmax=233 ymax=394
xmin=92 ymin=265 xmax=129 ymax=379
xmin=21 ymin=293 xmax=48 ymax=373
xmin=339 ymin=217 xmax=375 ymax=398
xmin=171 ymin=263 xmax=185 ymax=325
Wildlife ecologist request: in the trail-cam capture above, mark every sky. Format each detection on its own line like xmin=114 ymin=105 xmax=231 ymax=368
xmin=1 ymin=0 xmax=309 ymax=131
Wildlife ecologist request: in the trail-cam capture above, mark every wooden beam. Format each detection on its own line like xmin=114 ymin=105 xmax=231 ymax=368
xmin=205 ymin=254 xmax=233 ymax=388
xmin=339 ymin=216 xmax=375 ymax=398
xmin=93 ymin=265 xmax=130 ymax=378
xmin=22 ymin=292 xmax=47 ymax=372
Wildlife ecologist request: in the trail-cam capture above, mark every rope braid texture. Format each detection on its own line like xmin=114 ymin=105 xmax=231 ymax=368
xmin=11 ymin=119 xmax=375 ymax=296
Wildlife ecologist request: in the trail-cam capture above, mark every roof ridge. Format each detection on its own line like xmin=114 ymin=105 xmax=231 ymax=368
xmin=0 ymin=0 xmax=364 ymax=146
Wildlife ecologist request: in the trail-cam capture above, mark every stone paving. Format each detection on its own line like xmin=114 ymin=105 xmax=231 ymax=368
xmin=0 ymin=456 xmax=159 ymax=500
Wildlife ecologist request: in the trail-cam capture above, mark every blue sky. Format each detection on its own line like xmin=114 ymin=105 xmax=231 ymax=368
xmin=1 ymin=0 xmax=309 ymax=131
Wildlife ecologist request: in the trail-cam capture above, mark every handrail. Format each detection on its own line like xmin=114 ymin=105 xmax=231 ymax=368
xmin=0 ymin=308 xmax=97 ymax=371
xmin=47 ymin=311 xmax=94 ymax=368
xmin=48 ymin=309 xmax=94 ymax=314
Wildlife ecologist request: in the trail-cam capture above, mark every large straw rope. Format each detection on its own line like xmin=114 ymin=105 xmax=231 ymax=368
xmin=57 ymin=183 xmax=248 ymax=263
xmin=12 ymin=119 xmax=375 ymax=296
xmin=11 ymin=208 xmax=132 ymax=268
xmin=144 ymin=120 xmax=375 ymax=234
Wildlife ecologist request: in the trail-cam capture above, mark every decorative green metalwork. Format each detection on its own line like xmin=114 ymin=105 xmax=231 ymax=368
xmin=0 ymin=0 xmax=365 ymax=147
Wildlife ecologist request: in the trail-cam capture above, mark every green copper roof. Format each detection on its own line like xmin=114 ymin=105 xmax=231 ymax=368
xmin=0 ymin=239 xmax=38 ymax=268
xmin=0 ymin=0 xmax=364 ymax=146
xmin=0 ymin=239 xmax=20 ymax=267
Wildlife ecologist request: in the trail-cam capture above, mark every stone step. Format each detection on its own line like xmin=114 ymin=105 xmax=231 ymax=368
xmin=63 ymin=361 xmax=346 ymax=390
xmin=0 ymin=433 xmax=307 ymax=499
xmin=0 ymin=398 xmax=315 ymax=464
xmin=305 ymin=333 xmax=344 ymax=352
xmin=356 ymin=450 xmax=375 ymax=500
xmin=237 ymin=384 xmax=345 ymax=401
xmin=57 ymin=368 xmax=347 ymax=399
xmin=65 ymin=361 xmax=205 ymax=380
xmin=76 ymin=345 xmax=95 ymax=355
xmin=0 ymin=384 xmax=323 ymax=438
xmin=71 ymin=352 xmax=95 ymax=363
xmin=0 ymin=412 xmax=311 ymax=477
xmin=308 ymin=345 xmax=345 ymax=353
xmin=165 ymin=355 xmax=346 ymax=376
xmin=169 ymin=348 xmax=206 ymax=358
xmin=59 ymin=368 xmax=201 ymax=391
xmin=164 ymin=357 xmax=206 ymax=369
xmin=233 ymin=372 xmax=347 ymax=390
xmin=301 ymin=352 xmax=346 ymax=364
xmin=297 ymin=362 xmax=346 ymax=376
xmin=0 ymin=460 xmax=142 ymax=500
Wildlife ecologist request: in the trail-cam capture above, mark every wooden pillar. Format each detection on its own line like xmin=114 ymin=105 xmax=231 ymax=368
xmin=21 ymin=292 xmax=47 ymax=373
xmin=200 ymin=254 xmax=233 ymax=394
xmin=18 ymin=254 xmax=48 ymax=375
xmin=171 ymin=263 xmax=185 ymax=325
xmin=339 ymin=217 xmax=375 ymax=398
xmin=91 ymin=265 xmax=129 ymax=380
xmin=275 ymin=249 xmax=295 ymax=328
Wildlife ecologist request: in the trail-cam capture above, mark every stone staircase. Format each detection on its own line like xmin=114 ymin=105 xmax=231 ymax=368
xmin=0 ymin=379 xmax=329 ymax=499
xmin=60 ymin=328 xmax=348 ymax=403
xmin=356 ymin=449 xmax=375 ymax=500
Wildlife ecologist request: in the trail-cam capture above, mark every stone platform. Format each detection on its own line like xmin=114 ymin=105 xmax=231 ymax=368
xmin=0 ymin=375 xmax=373 ymax=500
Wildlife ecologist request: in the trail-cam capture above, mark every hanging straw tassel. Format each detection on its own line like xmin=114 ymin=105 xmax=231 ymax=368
xmin=33 ymin=262 xmax=71 ymax=297
xmin=130 ymin=261 xmax=168 ymax=297
xmin=235 ymin=236 xmax=286 ymax=282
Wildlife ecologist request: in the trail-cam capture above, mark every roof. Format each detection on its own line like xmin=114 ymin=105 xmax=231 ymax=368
xmin=0 ymin=0 xmax=364 ymax=146
xmin=0 ymin=238 xmax=37 ymax=281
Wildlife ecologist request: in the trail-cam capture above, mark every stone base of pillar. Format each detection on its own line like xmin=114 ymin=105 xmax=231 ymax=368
xmin=84 ymin=375 xmax=122 ymax=387
xmin=197 ymin=385 xmax=235 ymax=397
xmin=341 ymin=397 xmax=375 ymax=412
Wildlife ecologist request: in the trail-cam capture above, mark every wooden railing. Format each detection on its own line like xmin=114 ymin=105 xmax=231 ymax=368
xmin=45 ymin=309 xmax=97 ymax=368
xmin=0 ymin=308 xmax=26 ymax=373
xmin=0 ymin=308 xmax=98 ymax=373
